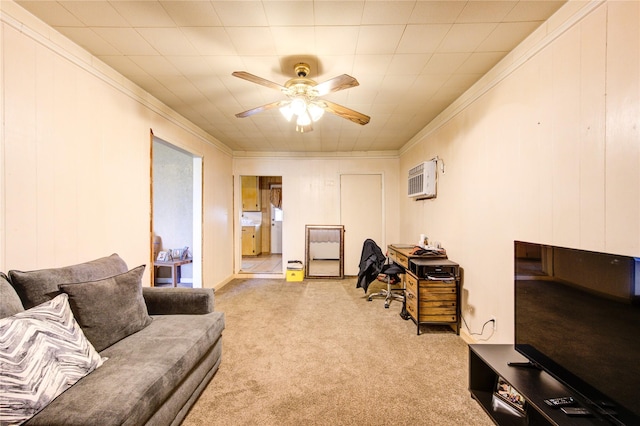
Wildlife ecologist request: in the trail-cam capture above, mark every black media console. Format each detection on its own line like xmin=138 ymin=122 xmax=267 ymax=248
xmin=469 ymin=345 xmax=611 ymax=426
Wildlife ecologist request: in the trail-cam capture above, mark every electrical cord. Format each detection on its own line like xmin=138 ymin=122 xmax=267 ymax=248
xmin=462 ymin=315 xmax=495 ymax=341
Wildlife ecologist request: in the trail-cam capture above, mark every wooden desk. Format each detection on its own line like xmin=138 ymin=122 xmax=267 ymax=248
xmin=154 ymin=259 xmax=192 ymax=287
xmin=387 ymin=244 xmax=458 ymax=335
xmin=387 ymin=244 xmax=447 ymax=269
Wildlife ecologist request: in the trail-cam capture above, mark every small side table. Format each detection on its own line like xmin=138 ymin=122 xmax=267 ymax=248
xmin=154 ymin=258 xmax=192 ymax=287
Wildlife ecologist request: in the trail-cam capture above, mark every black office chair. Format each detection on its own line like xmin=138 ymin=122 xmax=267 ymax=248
xmin=356 ymin=239 xmax=405 ymax=308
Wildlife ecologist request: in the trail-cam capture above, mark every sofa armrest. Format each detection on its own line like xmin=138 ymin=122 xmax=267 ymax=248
xmin=143 ymin=287 xmax=214 ymax=315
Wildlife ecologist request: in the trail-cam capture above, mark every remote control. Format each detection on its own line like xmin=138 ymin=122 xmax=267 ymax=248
xmin=561 ymin=407 xmax=592 ymax=416
xmin=544 ymin=396 xmax=575 ymax=407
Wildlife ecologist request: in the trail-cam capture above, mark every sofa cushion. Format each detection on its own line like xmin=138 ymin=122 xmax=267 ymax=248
xmin=25 ymin=312 xmax=225 ymax=426
xmin=1 ymin=272 xmax=24 ymax=319
xmin=59 ymin=265 xmax=152 ymax=352
xmin=0 ymin=294 xmax=104 ymax=425
xmin=8 ymin=254 xmax=128 ymax=309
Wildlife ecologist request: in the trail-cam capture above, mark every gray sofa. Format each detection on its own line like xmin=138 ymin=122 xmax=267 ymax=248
xmin=0 ymin=254 xmax=225 ymax=426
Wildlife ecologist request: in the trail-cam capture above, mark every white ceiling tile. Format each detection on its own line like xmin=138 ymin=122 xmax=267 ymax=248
xmin=361 ymin=1 xmax=415 ymax=25
xmin=314 ymin=55 xmax=355 ymax=80
xmin=57 ymin=1 xmax=128 ymax=27
xmin=159 ymin=1 xmax=222 ymax=26
xmin=129 ymin=56 xmax=180 ymax=78
xmin=396 ymin=24 xmax=451 ymax=54
xmin=97 ymin=55 xmax=151 ymax=79
xmin=423 ymin=53 xmax=470 ymax=74
xmin=270 ymin=26 xmax=317 ymax=56
xmin=387 ymin=54 xmax=432 ymax=75
xmin=226 ymin=27 xmax=277 ymax=55
xmin=457 ymin=1 xmax=517 ymax=23
xmin=240 ymin=56 xmax=284 ymax=81
xmin=314 ymin=1 xmax=365 ymax=25
xmin=181 ymin=27 xmax=236 ymax=55
xmin=57 ymin=28 xmax=120 ymax=55
xmin=437 ymin=23 xmax=498 ymax=53
xmin=93 ymin=27 xmax=157 ymax=55
xmin=356 ymin=25 xmax=405 ymax=54
xmin=138 ymin=28 xmax=198 ymax=55
xmin=315 ymin=26 xmax=360 ymax=55
xmin=477 ymin=21 xmax=542 ymax=52
xmin=212 ymin=1 xmax=269 ymax=27
xmin=263 ymin=1 xmax=315 ymax=26
xmin=458 ymin=52 xmax=507 ymax=74
xmin=110 ymin=1 xmax=175 ymax=27
xmin=202 ymin=56 xmax=246 ymax=77
xmin=165 ymin=56 xmax=215 ymax=78
xmin=17 ymin=1 xmax=84 ymax=26
xmin=353 ymin=54 xmax=392 ymax=78
xmin=409 ymin=1 xmax=466 ymax=24
xmin=505 ymin=1 xmax=565 ymax=22
xmin=408 ymin=74 xmax=446 ymax=99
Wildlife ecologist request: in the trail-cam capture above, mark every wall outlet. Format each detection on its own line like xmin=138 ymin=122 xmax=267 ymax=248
xmin=491 ymin=316 xmax=497 ymax=331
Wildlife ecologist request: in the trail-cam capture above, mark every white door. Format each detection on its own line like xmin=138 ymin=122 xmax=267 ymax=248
xmin=340 ymin=174 xmax=383 ymax=276
xmin=271 ymin=204 xmax=283 ymax=254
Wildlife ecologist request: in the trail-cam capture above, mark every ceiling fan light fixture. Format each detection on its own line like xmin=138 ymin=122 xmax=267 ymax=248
xmin=233 ymin=62 xmax=370 ymax=132
xmin=308 ymin=103 xmax=325 ymax=122
xmin=290 ymin=98 xmax=307 ymax=116
xmin=296 ymin=111 xmax=311 ymax=127
xmin=296 ymin=122 xmax=313 ymax=133
xmin=279 ymin=104 xmax=294 ymax=121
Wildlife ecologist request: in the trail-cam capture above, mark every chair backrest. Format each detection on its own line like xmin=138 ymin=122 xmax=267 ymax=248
xmin=359 ymin=239 xmax=385 ymax=271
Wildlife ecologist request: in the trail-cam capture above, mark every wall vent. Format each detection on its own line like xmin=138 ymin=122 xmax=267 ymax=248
xmin=408 ymin=161 xmax=437 ymax=198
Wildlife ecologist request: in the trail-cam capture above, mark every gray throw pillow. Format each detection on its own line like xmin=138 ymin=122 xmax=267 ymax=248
xmin=0 ymin=294 xmax=104 ymax=425
xmin=8 ymin=254 xmax=128 ymax=309
xmin=59 ymin=265 xmax=152 ymax=352
xmin=0 ymin=272 xmax=24 ymax=319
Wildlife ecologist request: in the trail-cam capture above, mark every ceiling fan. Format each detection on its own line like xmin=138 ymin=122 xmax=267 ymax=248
xmin=232 ymin=63 xmax=370 ymax=133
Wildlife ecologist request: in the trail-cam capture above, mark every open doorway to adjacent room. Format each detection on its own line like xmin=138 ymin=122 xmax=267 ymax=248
xmin=240 ymin=176 xmax=283 ymax=274
xmin=151 ymin=134 xmax=202 ymax=287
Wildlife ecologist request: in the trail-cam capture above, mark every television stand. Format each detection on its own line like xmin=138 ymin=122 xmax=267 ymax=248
xmin=469 ymin=345 xmax=603 ymax=425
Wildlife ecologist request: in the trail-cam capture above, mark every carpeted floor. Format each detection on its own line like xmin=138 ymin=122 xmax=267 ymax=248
xmin=183 ymin=277 xmax=493 ymax=426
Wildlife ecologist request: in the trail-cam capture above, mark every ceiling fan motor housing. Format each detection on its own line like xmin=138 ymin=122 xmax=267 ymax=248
xmin=294 ymin=63 xmax=310 ymax=77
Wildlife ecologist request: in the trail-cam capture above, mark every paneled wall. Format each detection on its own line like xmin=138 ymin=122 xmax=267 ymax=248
xmin=1 ymin=4 xmax=234 ymax=288
xmin=399 ymin=1 xmax=639 ymax=343
xmin=233 ymin=156 xmax=400 ymax=274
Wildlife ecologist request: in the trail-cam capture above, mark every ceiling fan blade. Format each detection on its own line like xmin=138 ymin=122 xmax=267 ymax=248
xmin=314 ymin=74 xmax=359 ymax=96
xmin=235 ymin=100 xmax=289 ymax=118
xmin=232 ymin=71 xmax=286 ymax=91
xmin=321 ymin=100 xmax=370 ymax=126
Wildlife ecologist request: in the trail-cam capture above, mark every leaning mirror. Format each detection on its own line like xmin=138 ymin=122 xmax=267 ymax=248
xmin=305 ymin=225 xmax=345 ymax=279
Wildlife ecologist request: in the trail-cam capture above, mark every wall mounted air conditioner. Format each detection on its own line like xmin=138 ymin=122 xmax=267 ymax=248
xmin=408 ymin=160 xmax=437 ymax=199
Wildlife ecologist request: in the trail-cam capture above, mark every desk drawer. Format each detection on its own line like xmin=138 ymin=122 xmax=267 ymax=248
xmin=405 ymin=290 xmax=417 ymax=319
xmin=406 ymin=292 xmax=456 ymax=322
xmin=418 ymin=287 xmax=456 ymax=302
xmin=406 ymin=272 xmax=455 ymax=289
xmin=390 ymin=250 xmax=408 ymax=268
xmin=419 ymin=312 xmax=457 ymax=322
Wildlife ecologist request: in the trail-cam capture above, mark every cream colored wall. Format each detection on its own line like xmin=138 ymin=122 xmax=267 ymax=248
xmin=0 ymin=3 xmax=234 ymax=288
xmin=233 ymin=156 xmax=400 ymax=274
xmin=399 ymin=1 xmax=639 ymax=343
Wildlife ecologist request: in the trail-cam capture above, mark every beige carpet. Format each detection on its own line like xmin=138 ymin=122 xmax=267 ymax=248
xmin=183 ymin=278 xmax=493 ymax=426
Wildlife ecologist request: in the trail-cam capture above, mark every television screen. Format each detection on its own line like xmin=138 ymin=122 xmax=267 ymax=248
xmin=514 ymin=241 xmax=640 ymax=425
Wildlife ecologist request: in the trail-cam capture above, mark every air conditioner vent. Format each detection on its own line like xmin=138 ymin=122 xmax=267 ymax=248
xmin=408 ymin=161 xmax=437 ymax=198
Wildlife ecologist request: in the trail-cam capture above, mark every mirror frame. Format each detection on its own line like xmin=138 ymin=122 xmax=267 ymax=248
xmin=305 ymin=225 xmax=345 ymax=279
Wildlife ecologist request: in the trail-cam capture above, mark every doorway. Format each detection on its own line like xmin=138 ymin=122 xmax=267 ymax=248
xmin=151 ymin=136 xmax=203 ymax=287
xmin=240 ymin=176 xmax=283 ymax=274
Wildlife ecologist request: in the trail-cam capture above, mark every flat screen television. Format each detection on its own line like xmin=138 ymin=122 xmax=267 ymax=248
xmin=514 ymin=241 xmax=640 ymax=425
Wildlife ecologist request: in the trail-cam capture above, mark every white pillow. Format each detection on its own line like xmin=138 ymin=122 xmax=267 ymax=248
xmin=0 ymin=294 xmax=105 ymax=425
